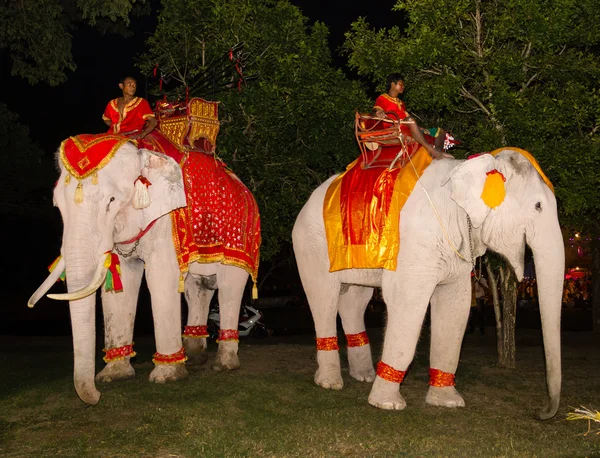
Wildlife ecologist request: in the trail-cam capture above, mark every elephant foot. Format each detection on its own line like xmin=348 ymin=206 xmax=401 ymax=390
xmin=149 ymin=364 xmax=189 ymax=384
xmin=95 ymin=359 xmax=135 ymax=383
xmin=183 ymin=338 xmax=209 ymax=366
xmin=425 ymin=386 xmax=465 ymax=408
xmin=314 ymin=368 xmax=344 ymax=390
xmin=212 ymin=346 xmax=240 ymax=372
xmin=368 ymin=378 xmax=407 ymax=410
xmin=314 ymin=349 xmax=343 ymax=389
xmin=347 ymin=345 xmax=375 ymax=382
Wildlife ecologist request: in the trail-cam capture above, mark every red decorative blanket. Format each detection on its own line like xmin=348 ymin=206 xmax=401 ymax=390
xmin=171 ymin=152 xmax=261 ymax=282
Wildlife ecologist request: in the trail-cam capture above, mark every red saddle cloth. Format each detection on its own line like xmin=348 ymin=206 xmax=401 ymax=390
xmin=170 ymin=152 xmax=261 ymax=282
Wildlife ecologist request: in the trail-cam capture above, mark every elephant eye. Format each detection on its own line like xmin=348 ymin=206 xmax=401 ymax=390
xmin=109 ymin=197 xmax=115 ymax=202
xmin=535 ymin=202 xmax=542 ymax=212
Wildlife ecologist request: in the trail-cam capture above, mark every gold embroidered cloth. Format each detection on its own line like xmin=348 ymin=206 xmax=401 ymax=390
xmin=59 ymin=134 xmax=133 ymax=179
xmin=171 ymin=152 xmax=261 ymax=281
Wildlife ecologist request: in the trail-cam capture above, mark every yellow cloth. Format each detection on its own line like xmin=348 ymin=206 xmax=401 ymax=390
xmin=324 ymin=147 xmax=432 ymax=272
xmin=489 ymin=147 xmax=554 ymax=193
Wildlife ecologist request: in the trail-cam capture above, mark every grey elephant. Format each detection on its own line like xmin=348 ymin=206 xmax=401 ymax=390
xmin=29 ymin=139 xmax=259 ymax=405
xmin=292 ymin=148 xmax=563 ymax=419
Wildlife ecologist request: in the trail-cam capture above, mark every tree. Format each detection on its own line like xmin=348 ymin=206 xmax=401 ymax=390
xmin=141 ymin=0 xmax=371 ymax=262
xmin=344 ymin=0 xmax=600 ymax=361
xmin=0 ymin=0 xmax=149 ymax=86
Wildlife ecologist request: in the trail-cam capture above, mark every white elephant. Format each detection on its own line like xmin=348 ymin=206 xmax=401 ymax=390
xmin=29 ymin=141 xmax=257 ymax=405
xmin=292 ymin=149 xmax=563 ymax=419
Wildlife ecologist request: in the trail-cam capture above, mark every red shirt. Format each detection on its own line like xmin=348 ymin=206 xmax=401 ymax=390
xmin=103 ymin=97 xmax=155 ymax=134
xmin=373 ymin=93 xmax=410 ymax=136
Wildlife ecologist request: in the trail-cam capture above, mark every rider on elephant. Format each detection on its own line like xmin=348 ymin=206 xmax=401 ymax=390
xmin=374 ymin=73 xmax=452 ymax=160
xmin=102 ymin=76 xmax=158 ymax=139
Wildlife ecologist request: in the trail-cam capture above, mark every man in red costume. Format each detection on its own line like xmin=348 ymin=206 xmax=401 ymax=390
xmin=374 ymin=73 xmax=451 ymax=160
xmin=103 ymin=76 xmax=157 ymax=139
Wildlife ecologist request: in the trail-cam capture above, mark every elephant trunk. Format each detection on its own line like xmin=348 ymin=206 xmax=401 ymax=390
xmin=530 ymin=224 xmax=564 ymax=420
xmin=63 ymin=233 xmax=104 ymax=406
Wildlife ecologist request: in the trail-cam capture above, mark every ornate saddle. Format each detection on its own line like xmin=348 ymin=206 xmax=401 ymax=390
xmin=156 ymin=98 xmax=220 ymax=154
xmin=355 ymin=111 xmax=419 ymax=169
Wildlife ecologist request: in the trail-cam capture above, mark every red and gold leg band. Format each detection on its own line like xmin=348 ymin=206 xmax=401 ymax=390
xmin=316 ymin=336 xmax=339 ymax=351
xmin=152 ymin=347 xmax=187 ymax=365
xmin=429 ymin=368 xmax=456 ymax=387
xmin=346 ymin=331 xmax=369 ymax=347
xmin=182 ymin=325 xmax=209 ymax=338
xmin=376 ymin=361 xmax=406 ymax=384
xmin=103 ymin=343 xmax=136 ymax=363
xmin=217 ymin=329 xmax=239 ymax=343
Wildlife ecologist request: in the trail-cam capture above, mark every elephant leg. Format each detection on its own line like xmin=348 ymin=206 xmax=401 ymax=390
xmin=338 ymin=285 xmax=375 ymax=383
xmin=182 ymin=273 xmax=215 ymax=366
xmin=426 ymin=277 xmax=471 ymax=408
xmin=369 ymin=276 xmax=434 ymax=410
xmin=212 ymin=265 xmax=248 ymax=372
xmin=144 ymin=231 xmax=188 ymax=383
xmin=96 ymin=257 xmax=144 ymax=383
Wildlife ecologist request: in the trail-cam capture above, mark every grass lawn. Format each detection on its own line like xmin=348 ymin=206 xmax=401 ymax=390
xmin=0 ymin=328 xmax=599 ymax=457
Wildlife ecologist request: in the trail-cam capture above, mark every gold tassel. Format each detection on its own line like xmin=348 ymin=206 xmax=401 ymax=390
xmin=64 ymin=174 xmax=71 ymax=185
xmin=74 ymin=181 xmax=84 ymax=203
xmin=178 ymin=273 xmax=185 ymax=293
xmin=252 ymin=282 xmax=258 ymax=300
xmin=92 ymin=172 xmax=98 ymax=185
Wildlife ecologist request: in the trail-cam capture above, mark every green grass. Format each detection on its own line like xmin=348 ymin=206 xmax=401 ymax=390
xmin=0 ymin=330 xmax=599 ymax=457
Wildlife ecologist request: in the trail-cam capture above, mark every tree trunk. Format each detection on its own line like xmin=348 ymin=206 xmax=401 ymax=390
xmin=499 ymin=266 xmax=518 ymax=369
xmin=485 ymin=258 xmax=503 ymax=359
xmin=593 ymin=238 xmax=600 ymax=334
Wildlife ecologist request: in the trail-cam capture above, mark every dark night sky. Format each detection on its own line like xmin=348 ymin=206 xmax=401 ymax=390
xmin=2 ymin=1 xmax=401 ymax=153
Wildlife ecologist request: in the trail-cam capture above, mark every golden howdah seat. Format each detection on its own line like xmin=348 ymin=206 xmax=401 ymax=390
xmin=156 ymin=98 xmax=221 ymax=154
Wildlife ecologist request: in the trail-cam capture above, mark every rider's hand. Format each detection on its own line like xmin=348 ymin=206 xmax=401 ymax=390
xmin=375 ymin=110 xmax=386 ymax=120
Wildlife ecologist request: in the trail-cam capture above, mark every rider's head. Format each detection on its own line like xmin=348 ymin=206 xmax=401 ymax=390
xmin=119 ymin=76 xmax=137 ymax=98
xmin=386 ymin=73 xmax=405 ymax=95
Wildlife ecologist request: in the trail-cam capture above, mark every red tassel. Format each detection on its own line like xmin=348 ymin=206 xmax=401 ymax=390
xmin=159 ymin=78 xmax=163 ymax=90
xmin=229 ymin=49 xmax=233 ymax=60
xmin=153 ymin=64 xmax=158 ymax=78
xmin=186 ymin=86 xmax=189 ymax=105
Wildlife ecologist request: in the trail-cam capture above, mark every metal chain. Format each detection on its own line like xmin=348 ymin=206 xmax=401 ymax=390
xmin=467 ymin=214 xmax=483 ymax=281
xmin=114 ymin=239 xmax=139 ymax=258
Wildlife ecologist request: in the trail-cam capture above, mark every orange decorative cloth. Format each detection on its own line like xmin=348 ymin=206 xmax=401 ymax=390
xmin=59 ymin=134 xmax=133 ymax=180
xmin=489 ymin=147 xmax=554 ymax=193
xmin=316 ymin=336 xmax=339 ymax=351
xmin=170 ymin=152 xmax=261 ymax=283
xmin=183 ymin=325 xmax=209 ymax=338
xmin=153 ymin=347 xmax=187 ymax=365
xmin=217 ymin=329 xmax=239 ymax=343
xmin=346 ymin=331 xmax=370 ymax=347
xmin=429 ymin=368 xmax=456 ymax=387
xmin=324 ymin=147 xmax=432 ymax=272
xmin=103 ymin=97 xmax=155 ymax=135
xmin=376 ymin=361 xmax=406 ymax=384
xmin=103 ymin=344 xmax=136 ymax=363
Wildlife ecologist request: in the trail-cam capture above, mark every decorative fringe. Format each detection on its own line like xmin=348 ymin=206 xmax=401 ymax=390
xmin=103 ymin=252 xmax=123 ymax=293
xmin=74 ymin=181 xmax=84 ymax=203
xmin=252 ymin=282 xmax=258 ymax=299
xmin=133 ymin=175 xmax=151 ymax=209
xmin=47 ymin=255 xmax=66 ymax=282
xmin=92 ymin=171 xmax=98 ymax=185
xmin=178 ymin=273 xmax=185 ymax=293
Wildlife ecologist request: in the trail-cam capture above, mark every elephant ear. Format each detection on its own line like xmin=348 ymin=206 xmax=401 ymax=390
xmin=442 ymin=154 xmax=498 ymax=228
xmin=137 ymin=149 xmax=186 ymax=228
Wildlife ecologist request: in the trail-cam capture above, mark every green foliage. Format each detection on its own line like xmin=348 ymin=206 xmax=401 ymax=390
xmin=141 ymin=0 xmax=371 ymax=260
xmin=0 ymin=103 xmax=53 ymax=215
xmin=0 ymin=0 xmax=147 ymax=85
xmin=344 ymin=0 xmax=600 ymax=230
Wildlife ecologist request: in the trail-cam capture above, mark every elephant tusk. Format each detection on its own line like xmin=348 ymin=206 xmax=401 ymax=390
xmin=28 ymin=257 xmax=67 ymax=308
xmin=47 ymin=255 xmax=109 ymax=301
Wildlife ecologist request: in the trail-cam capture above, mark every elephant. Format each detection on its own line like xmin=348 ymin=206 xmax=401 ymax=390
xmin=29 ymin=140 xmax=257 ymax=405
xmin=292 ymin=149 xmax=564 ymax=419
